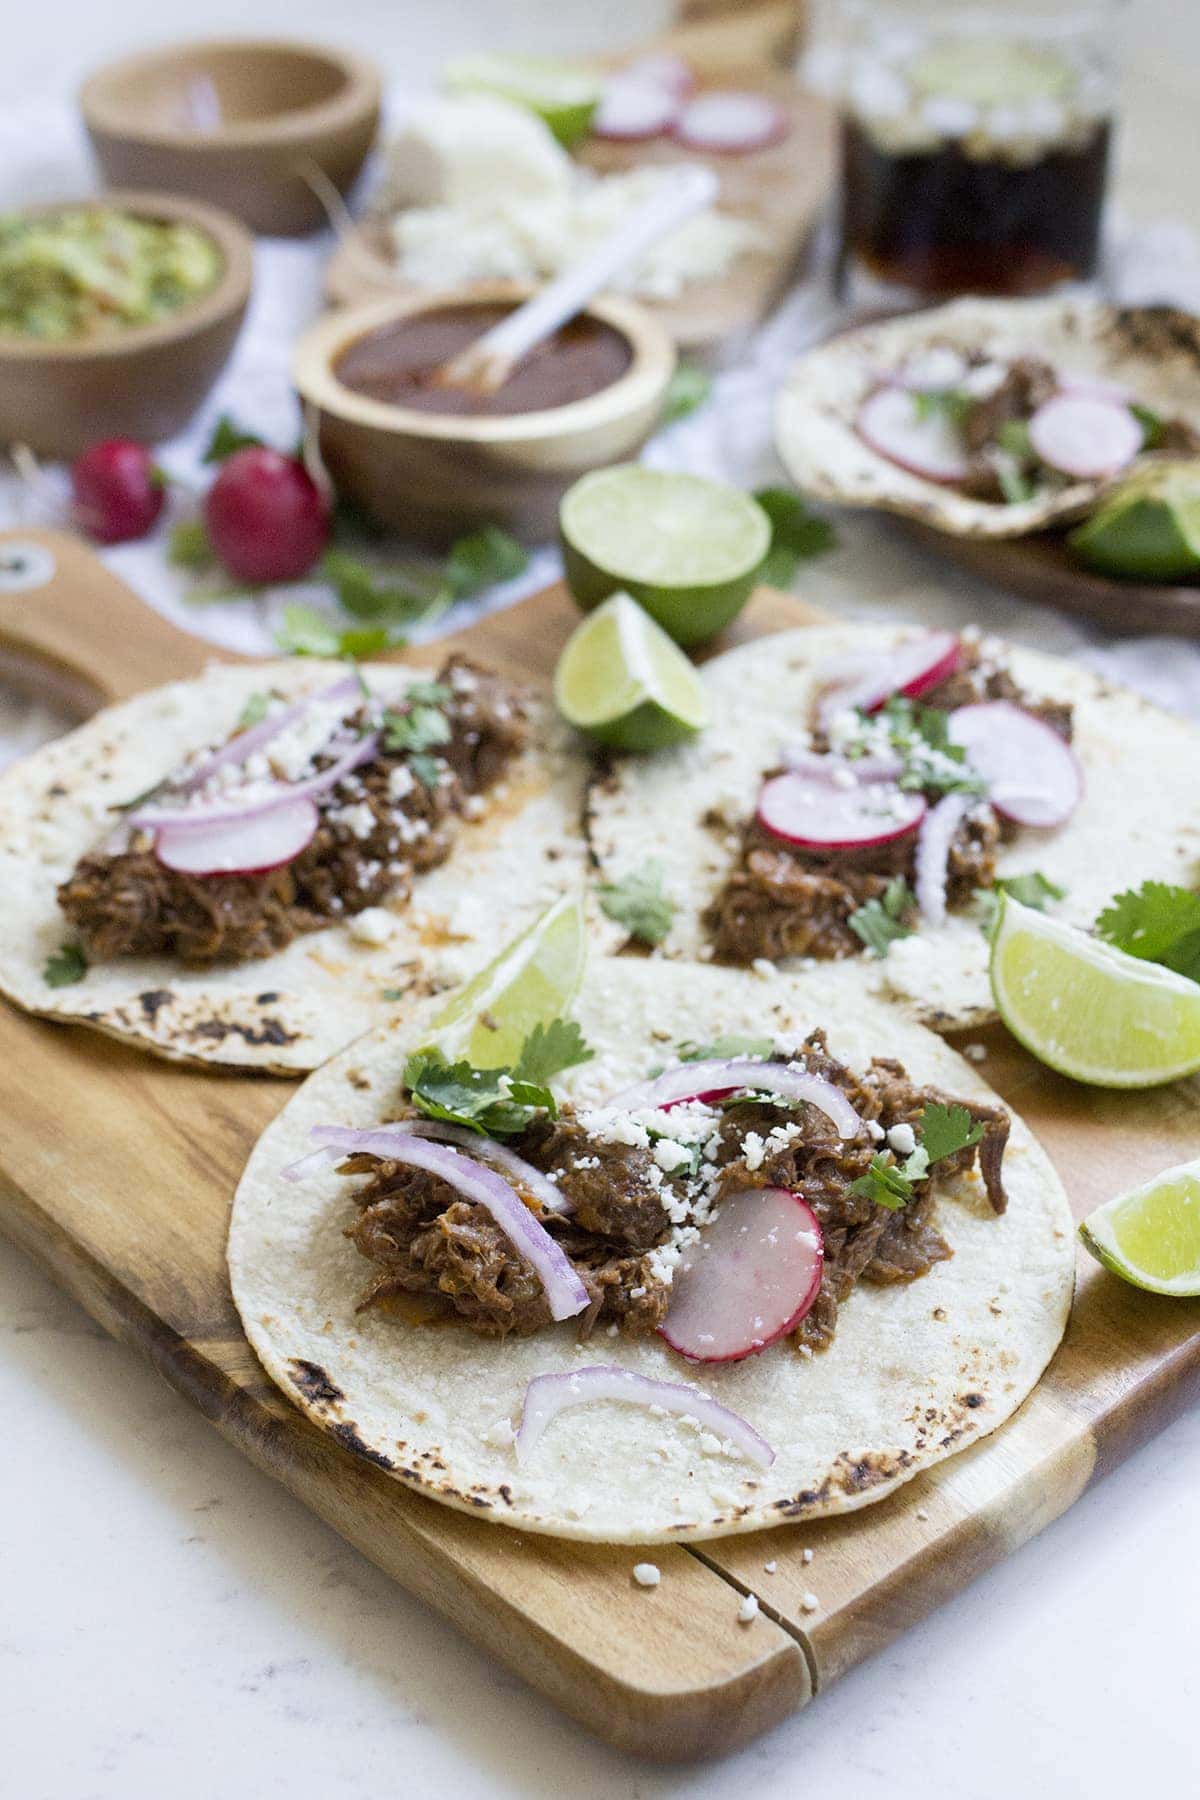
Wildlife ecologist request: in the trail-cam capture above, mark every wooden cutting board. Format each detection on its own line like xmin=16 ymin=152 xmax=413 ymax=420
xmin=1 ymin=526 xmax=1198 ymax=1762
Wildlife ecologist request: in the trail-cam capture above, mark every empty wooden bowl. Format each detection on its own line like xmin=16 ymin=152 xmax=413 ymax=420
xmin=80 ymin=39 xmax=382 ymax=237
xmin=0 ymin=192 xmax=253 ymax=459
xmin=293 ymin=283 xmax=677 ymax=545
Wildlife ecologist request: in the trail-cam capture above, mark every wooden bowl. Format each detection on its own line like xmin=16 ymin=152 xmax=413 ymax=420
xmin=80 ymin=39 xmax=382 ymax=237
xmin=293 ymin=284 xmax=678 ymax=545
xmin=0 ymin=192 xmax=253 ymax=460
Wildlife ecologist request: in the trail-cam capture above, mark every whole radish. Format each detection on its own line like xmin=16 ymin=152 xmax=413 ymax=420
xmin=204 ymin=447 xmax=331 ymax=585
xmin=71 ymin=439 xmax=166 ymax=544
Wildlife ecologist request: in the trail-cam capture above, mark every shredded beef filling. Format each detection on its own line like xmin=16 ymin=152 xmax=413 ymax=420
xmin=706 ymin=640 xmax=1072 ymax=966
xmin=345 ymin=1031 xmax=1009 ymax=1354
xmin=57 ymin=657 xmax=527 ymax=966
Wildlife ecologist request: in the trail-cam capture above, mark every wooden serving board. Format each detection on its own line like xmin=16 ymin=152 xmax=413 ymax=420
xmin=903 ymin=520 xmax=1200 ymax=639
xmin=1 ymin=526 xmax=1198 ymax=1762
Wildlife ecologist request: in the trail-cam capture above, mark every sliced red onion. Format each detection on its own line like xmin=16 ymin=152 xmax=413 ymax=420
xmin=180 ymin=675 xmax=360 ymax=793
xmin=299 ymin=1126 xmax=588 ymax=1322
xmin=914 ymin=792 xmax=975 ymax=927
xmin=948 ymin=701 xmax=1082 ymax=827
xmin=133 ymin=731 xmax=379 ymax=834
xmin=402 ymin=1119 xmax=572 ymax=1215
xmin=780 ymin=746 xmax=904 ymax=783
xmin=659 ymin=1187 xmax=823 ymax=1363
xmin=515 ymin=1365 xmax=776 ymax=1469
xmin=608 ymin=1058 xmax=861 ymax=1139
xmin=816 ymin=631 xmax=961 ymax=734
xmin=155 ymin=794 xmax=319 ymax=876
xmin=758 ymin=768 xmax=925 ymax=851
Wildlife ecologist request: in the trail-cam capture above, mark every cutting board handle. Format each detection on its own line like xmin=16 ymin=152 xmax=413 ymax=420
xmin=0 ymin=528 xmax=238 ymax=716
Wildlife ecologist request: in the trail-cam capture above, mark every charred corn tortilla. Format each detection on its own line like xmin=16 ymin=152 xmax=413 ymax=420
xmin=0 ymin=658 xmax=587 ymax=1073
xmin=775 ymin=299 xmax=1200 ymax=538
xmin=229 ymin=959 xmax=1074 ymax=1544
xmin=586 ymin=624 xmax=1200 ymax=1031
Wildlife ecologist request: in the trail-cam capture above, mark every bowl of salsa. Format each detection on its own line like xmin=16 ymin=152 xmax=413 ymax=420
xmin=293 ymin=282 xmax=677 ymax=544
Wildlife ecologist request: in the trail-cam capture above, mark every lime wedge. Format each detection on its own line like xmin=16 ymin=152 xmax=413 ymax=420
xmin=990 ymin=896 xmax=1200 ymax=1088
xmin=444 ymin=52 xmax=601 ymax=146
xmin=554 ymin=591 xmax=710 ymax=752
xmin=1080 ymin=1158 xmax=1200 ymax=1295
xmin=428 ymin=892 xmax=587 ymax=1067
xmin=560 ymin=466 xmax=771 ymax=648
xmin=1068 ymin=460 xmax=1200 ymax=582
xmin=910 ymin=40 xmax=1073 ymax=107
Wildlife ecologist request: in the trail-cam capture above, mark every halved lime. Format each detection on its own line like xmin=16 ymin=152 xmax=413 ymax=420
xmin=1080 ymin=1158 xmax=1200 ymax=1295
xmin=428 ymin=892 xmax=587 ymax=1067
xmin=990 ymin=895 xmax=1200 ymax=1088
xmin=554 ymin=591 xmax=710 ymax=752
xmin=444 ymin=53 xmax=601 ymax=146
xmin=560 ymin=466 xmax=771 ymax=648
xmin=910 ymin=40 xmax=1074 ymax=107
xmin=1068 ymin=460 xmax=1200 ymax=582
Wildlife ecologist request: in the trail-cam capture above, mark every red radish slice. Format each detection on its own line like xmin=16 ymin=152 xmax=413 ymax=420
xmin=660 ymin=1186 xmax=823 ymax=1364
xmin=515 ymin=1366 xmax=775 ymax=1469
xmin=298 ymin=1127 xmax=589 ymax=1321
xmin=1027 ymin=395 xmax=1142 ymax=481
xmin=758 ymin=769 xmax=926 ymax=851
xmin=856 ymin=384 xmax=971 ymax=484
xmin=948 ymin=701 xmax=1083 ymax=827
xmin=593 ymin=75 xmax=682 ymax=140
xmin=913 ymin=791 xmax=975 ymax=927
xmin=1057 ymin=375 xmax=1135 ymax=407
xmin=782 ymin=746 xmax=904 ymax=782
xmin=623 ymin=53 xmax=696 ymax=98
xmin=156 ymin=795 xmax=319 ymax=876
xmin=673 ymin=91 xmax=790 ymax=153
xmin=816 ymin=630 xmax=961 ymax=732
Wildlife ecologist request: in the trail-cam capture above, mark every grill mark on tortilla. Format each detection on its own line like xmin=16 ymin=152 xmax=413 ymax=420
xmin=288 ymin=1358 xmax=345 ymax=1406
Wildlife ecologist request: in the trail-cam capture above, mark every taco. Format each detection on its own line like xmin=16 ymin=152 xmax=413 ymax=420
xmin=0 ymin=654 xmax=586 ymax=1071
xmin=229 ymin=957 xmax=1074 ymax=1543
xmin=586 ymin=622 xmax=1200 ymax=1030
xmin=775 ymin=299 xmax=1200 ymax=538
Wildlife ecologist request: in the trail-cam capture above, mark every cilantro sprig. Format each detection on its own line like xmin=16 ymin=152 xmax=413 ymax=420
xmin=976 ymin=871 xmax=1067 ymax=934
xmin=754 ymin=487 xmax=836 ymax=587
xmin=851 ymin=1101 xmax=984 ymax=1211
xmin=43 ymin=944 xmax=88 ymax=987
xmin=598 ymin=862 xmax=674 ymax=947
xmin=849 ymin=876 xmax=915 ymax=957
xmin=1095 ymin=881 xmax=1200 ymax=983
xmin=403 ymin=1020 xmax=593 ymax=1138
xmin=874 ymin=698 xmax=986 ymax=796
xmin=678 ymin=1034 xmax=774 ymax=1062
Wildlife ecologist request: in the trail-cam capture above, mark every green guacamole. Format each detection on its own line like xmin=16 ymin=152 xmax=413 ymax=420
xmin=0 ymin=207 xmax=223 ymax=341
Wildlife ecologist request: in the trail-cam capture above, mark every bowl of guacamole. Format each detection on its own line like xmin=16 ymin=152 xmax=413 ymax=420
xmin=0 ymin=192 xmax=253 ymax=458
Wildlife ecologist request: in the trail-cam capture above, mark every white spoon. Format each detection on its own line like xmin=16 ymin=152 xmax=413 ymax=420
xmin=435 ymin=162 xmax=719 ymax=395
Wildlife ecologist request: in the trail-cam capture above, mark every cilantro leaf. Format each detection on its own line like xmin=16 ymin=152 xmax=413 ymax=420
xmin=976 ymin=871 xmax=1067 ymax=933
xmin=851 ymin=1155 xmax=914 ymax=1210
xmin=919 ymin=1101 xmax=984 ymax=1164
xmin=849 ymin=876 xmax=915 ymax=957
xmin=678 ymin=1034 xmax=774 ymax=1062
xmin=408 ymin=753 xmax=444 ymax=791
xmin=43 ymin=944 xmax=87 ymax=987
xmin=444 ymin=526 xmax=528 ymax=599
xmin=513 ymin=1019 xmax=594 ymax=1085
xmin=872 ymin=697 xmax=987 ymax=796
xmin=912 ymin=388 xmax=972 ymax=428
xmin=383 ymin=703 xmax=452 ymax=754
xmin=404 ymin=680 xmax=451 ymax=706
xmin=754 ymin=486 xmax=836 ymax=587
xmin=1095 ymin=881 xmax=1200 ymax=982
xmin=275 ymin=604 xmax=393 ymax=660
xmin=202 ymin=414 xmax=267 ymax=464
xmin=1131 ymin=402 xmax=1165 ymax=450
xmin=237 ymin=691 xmax=270 ymax=729
xmin=996 ymin=458 xmax=1037 ymax=505
xmin=321 ymin=550 xmax=448 ymax=630
xmin=167 ymin=519 xmax=215 ymax=572
xmin=661 ymin=361 xmax=712 ymax=424
xmin=995 ymin=419 xmax=1033 ymax=460
xmin=598 ymin=862 xmax=674 ymax=946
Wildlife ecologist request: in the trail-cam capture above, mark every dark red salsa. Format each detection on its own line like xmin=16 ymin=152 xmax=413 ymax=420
xmin=333 ymin=303 xmax=634 ymax=419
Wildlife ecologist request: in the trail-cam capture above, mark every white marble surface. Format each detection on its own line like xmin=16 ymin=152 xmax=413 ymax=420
xmin=3 ymin=3 xmax=1200 ymax=1794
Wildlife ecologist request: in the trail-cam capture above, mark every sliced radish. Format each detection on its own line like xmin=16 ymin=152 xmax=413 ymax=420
xmin=593 ymin=74 xmax=682 ymax=140
xmin=816 ymin=630 xmax=962 ymax=733
xmin=758 ymin=768 xmax=926 ymax=851
xmin=948 ymin=701 xmax=1083 ymax=828
xmin=913 ymin=791 xmax=975 ymax=927
xmin=156 ymin=795 xmax=319 ymax=876
xmin=673 ymin=91 xmax=790 ymax=154
xmin=857 ymin=385 xmax=971 ymax=484
xmin=1027 ymin=395 xmax=1142 ymax=482
xmin=1056 ymin=375 xmax=1135 ymax=407
xmin=622 ymin=53 xmax=696 ymax=98
xmin=781 ymin=746 xmax=904 ymax=782
xmin=659 ymin=1186 xmax=823 ymax=1364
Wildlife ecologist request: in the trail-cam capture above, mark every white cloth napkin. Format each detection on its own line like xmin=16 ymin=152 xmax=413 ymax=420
xmin=4 ymin=92 xmax=1200 ymax=767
